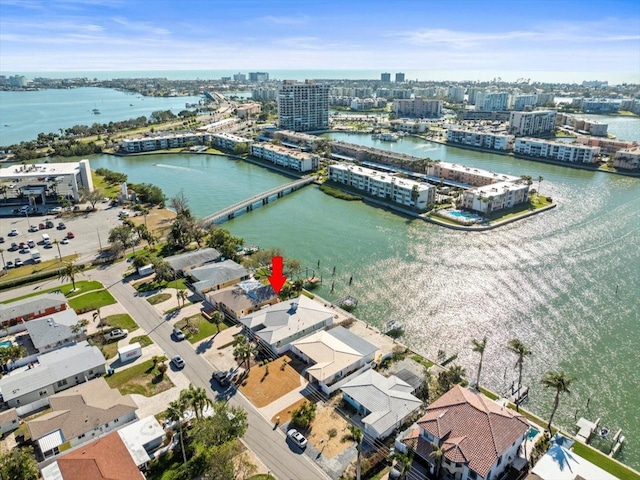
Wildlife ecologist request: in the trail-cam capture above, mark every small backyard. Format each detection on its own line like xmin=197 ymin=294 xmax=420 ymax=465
xmin=105 ymin=358 xmax=173 ymax=397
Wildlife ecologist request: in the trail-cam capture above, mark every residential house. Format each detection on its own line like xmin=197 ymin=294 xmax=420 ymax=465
xmin=28 ymin=378 xmax=137 ymax=459
xmin=205 ymin=280 xmax=278 ymax=321
xmin=240 ymin=296 xmax=334 ymax=355
xmin=40 ymin=431 xmax=145 ymax=480
xmin=341 ymin=369 xmax=423 ymax=439
xmin=291 ymin=326 xmax=379 ymax=395
xmin=25 ymin=309 xmax=84 ymax=354
xmin=0 ymin=292 xmax=68 ymax=332
xmin=188 ymin=259 xmax=249 ymax=296
xmin=164 ymin=247 xmax=221 ymax=274
xmin=400 ymin=385 xmax=529 ymax=480
xmin=0 ymin=408 xmax=19 ymax=436
xmin=0 ymin=341 xmax=106 ymax=409
xmin=117 ymin=415 xmax=166 ymax=469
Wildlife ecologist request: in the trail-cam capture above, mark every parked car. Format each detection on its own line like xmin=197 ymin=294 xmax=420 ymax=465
xmin=19 ymin=242 xmax=26 ymax=249
xmin=287 ymin=429 xmax=308 ymax=449
xmin=171 ymin=355 xmax=185 ymax=369
xmin=39 ymin=223 xmax=46 ymax=230
xmin=28 ymin=225 xmax=39 ymax=232
xmin=14 ymin=258 xmax=24 ymax=267
xmin=5 ymin=261 xmax=14 ymax=269
xmin=20 ymin=246 xmax=30 ymax=254
xmin=27 ymin=239 xmax=35 ymax=248
xmin=57 ymin=222 xmax=66 ymax=230
xmin=172 ymin=327 xmax=186 ymax=341
xmin=9 ymin=229 xmax=19 ymax=236
xmin=47 ymin=206 xmax=63 ymax=214
xmin=66 ymin=232 xmax=75 ymax=239
xmin=9 ymin=242 xmax=18 ymax=251
xmin=61 ymin=238 xmax=70 ymax=244
xmin=0 ymin=236 xmax=4 ymax=243
xmin=104 ymin=329 xmax=128 ymax=342
xmin=212 ymin=370 xmax=229 ymax=386
xmin=45 ymin=220 xmax=55 ymax=228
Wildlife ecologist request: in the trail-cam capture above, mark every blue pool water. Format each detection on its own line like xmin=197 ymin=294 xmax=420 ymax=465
xmin=447 ymin=210 xmax=479 ymax=220
xmin=527 ymin=426 xmax=540 ymax=440
xmin=0 ymin=340 xmax=12 ymax=348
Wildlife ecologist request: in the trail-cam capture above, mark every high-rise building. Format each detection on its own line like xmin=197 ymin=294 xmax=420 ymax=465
xmin=509 ymin=111 xmax=557 ymax=137
xmin=233 ymin=73 xmax=247 ymax=82
xmin=448 ymin=86 xmax=465 ymax=103
xmin=476 ymin=92 xmax=509 ymax=111
xmin=393 ymin=98 xmax=443 ymax=118
xmin=249 ymin=72 xmax=270 ymax=82
xmin=278 ymin=80 xmax=330 ymax=132
xmin=381 ymin=73 xmax=391 ymax=82
xmin=395 ymin=72 xmax=405 ymax=83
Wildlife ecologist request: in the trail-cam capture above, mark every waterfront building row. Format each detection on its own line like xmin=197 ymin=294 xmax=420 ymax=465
xmin=120 ymin=132 xmax=212 ymax=153
xmin=212 ymin=132 xmax=253 ymax=151
xmin=446 ymin=129 xmax=514 ymax=151
xmin=508 ymin=111 xmax=556 ymax=137
xmin=556 ymin=113 xmax=608 ymax=136
xmin=328 ymin=163 xmax=436 ymax=210
xmin=576 ymin=137 xmax=635 ymax=154
xmin=250 ymin=142 xmax=320 ymax=172
xmin=462 ymin=180 xmax=530 ymax=214
xmin=613 ymin=146 xmax=640 ymax=170
xmin=393 ymin=97 xmax=443 ymax=118
xmin=514 ymin=138 xmax=600 ymax=163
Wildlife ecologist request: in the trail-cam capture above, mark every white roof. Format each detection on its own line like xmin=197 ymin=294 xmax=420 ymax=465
xmin=117 ymin=415 xmax=165 ymax=466
xmin=41 ymin=461 xmax=63 ymax=480
xmin=38 ymin=429 xmax=64 ymax=452
xmin=532 ymin=443 xmax=619 ymax=480
xmin=0 ymin=162 xmax=82 ymax=179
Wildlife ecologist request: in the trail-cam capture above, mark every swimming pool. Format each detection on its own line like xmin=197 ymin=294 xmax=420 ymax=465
xmin=447 ymin=210 xmax=480 ymax=221
xmin=527 ymin=426 xmax=540 ymax=440
xmin=0 ymin=340 xmax=12 ymax=348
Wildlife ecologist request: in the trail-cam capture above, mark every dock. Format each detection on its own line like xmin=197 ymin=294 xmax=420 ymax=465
xmin=575 ymin=417 xmax=600 ymax=443
xmin=201 ymin=176 xmax=316 ymax=226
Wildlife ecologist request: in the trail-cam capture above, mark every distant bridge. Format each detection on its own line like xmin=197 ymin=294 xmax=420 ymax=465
xmin=201 ymin=176 xmax=317 ymax=226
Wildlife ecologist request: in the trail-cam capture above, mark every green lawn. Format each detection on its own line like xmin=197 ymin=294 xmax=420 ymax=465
xmin=572 ymin=442 xmax=640 ymax=480
xmin=99 ymin=341 xmax=119 ymax=360
xmin=0 ymin=279 xmax=101 ymax=304
xmin=176 ymin=313 xmax=226 ymax=343
xmin=0 ymin=254 xmax=79 ymax=283
xmin=105 ymin=358 xmax=173 ymax=397
xmin=411 ymin=354 xmax=435 ymax=370
xmin=130 ymin=335 xmax=153 ymax=348
xmin=147 ymin=292 xmax=171 ymax=305
xmin=134 ymin=277 xmax=187 ymax=293
xmin=68 ymin=289 xmax=116 ymax=312
xmin=104 ymin=313 xmax=138 ymax=331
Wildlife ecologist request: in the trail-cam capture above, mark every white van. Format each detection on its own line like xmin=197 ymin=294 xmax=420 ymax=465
xmin=42 ymin=233 xmax=51 ymax=245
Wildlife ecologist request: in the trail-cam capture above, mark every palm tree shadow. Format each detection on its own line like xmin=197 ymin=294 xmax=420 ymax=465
xmin=196 ymin=337 xmax=214 ymax=354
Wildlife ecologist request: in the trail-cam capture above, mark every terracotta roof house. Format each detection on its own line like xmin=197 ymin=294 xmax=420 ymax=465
xmin=205 ymin=280 xmax=278 ymax=321
xmin=40 ymin=431 xmax=144 ymax=480
xmin=0 ymin=292 xmax=68 ymax=331
xmin=341 ymin=369 xmax=423 ymax=439
xmin=240 ymin=295 xmax=335 ymax=355
xmin=28 ymin=378 xmax=137 ymax=459
xmin=290 ymin=326 xmax=379 ymax=395
xmin=400 ymin=385 xmax=529 ymax=480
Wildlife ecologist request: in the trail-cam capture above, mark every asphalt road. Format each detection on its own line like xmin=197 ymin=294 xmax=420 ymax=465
xmin=92 ymin=262 xmax=329 ymax=480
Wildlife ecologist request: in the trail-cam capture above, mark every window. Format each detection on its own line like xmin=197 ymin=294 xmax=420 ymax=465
xmin=497 ymin=456 xmax=502 ymax=466
xmin=57 ymin=379 xmax=68 ymax=387
xmin=39 ymin=390 xmax=47 ymax=396
xmin=469 ymin=471 xmax=477 ymax=480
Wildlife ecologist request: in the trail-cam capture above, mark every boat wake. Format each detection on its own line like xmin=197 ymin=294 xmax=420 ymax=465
xmin=154 ymin=163 xmax=201 ymax=173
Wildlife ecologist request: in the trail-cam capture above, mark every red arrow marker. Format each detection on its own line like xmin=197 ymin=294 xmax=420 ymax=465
xmin=268 ymin=256 xmax=287 ymax=294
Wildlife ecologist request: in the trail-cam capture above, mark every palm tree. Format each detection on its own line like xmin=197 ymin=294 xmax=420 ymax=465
xmin=392 ymin=449 xmax=414 ymax=480
xmin=233 ymin=335 xmax=257 ymax=370
xmin=181 ymin=385 xmax=213 ymax=420
xmin=507 ymin=339 xmax=532 ymax=410
xmin=0 ymin=248 xmax=5 ymax=270
xmin=211 ymin=311 xmax=224 ymax=333
xmin=53 ymin=239 xmax=62 ymax=262
xmin=342 ymin=425 xmax=363 ymax=480
xmin=537 ymin=176 xmax=544 ymax=197
xmin=177 ymin=289 xmax=188 ymax=309
xmin=541 ymin=371 xmax=575 ymax=432
xmin=166 ymin=398 xmax=189 ymax=464
xmin=429 ymin=441 xmax=446 ymax=479
xmin=71 ymin=319 xmax=89 ymax=337
xmin=58 ymin=261 xmax=83 ymax=291
xmin=471 ymin=336 xmax=487 ymax=389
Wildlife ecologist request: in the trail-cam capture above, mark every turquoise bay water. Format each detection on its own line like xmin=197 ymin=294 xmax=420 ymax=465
xmin=0 ymin=87 xmax=201 ymax=146
xmin=86 ymin=141 xmax=640 ymax=469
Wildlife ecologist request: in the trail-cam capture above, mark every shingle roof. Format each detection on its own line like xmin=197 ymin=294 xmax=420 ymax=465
xmin=52 ymin=431 xmax=142 ymax=480
xmin=413 ymin=385 xmax=529 ymax=477
xmin=25 ymin=309 xmax=80 ymax=351
xmin=190 ymin=259 xmax=248 ymax=290
xmin=0 ymin=292 xmax=67 ymax=323
xmin=206 ymin=284 xmax=277 ymax=315
xmin=341 ymin=369 xmax=422 ymax=436
xmin=240 ymin=296 xmax=334 ymax=346
xmin=0 ymin=342 xmax=105 ymax=403
xmin=27 ymin=378 xmax=137 ymax=441
xmin=165 ymin=247 xmax=220 ymax=272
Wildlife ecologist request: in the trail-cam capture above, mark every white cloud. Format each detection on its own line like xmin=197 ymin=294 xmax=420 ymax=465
xmin=258 ymin=15 xmax=309 ymax=25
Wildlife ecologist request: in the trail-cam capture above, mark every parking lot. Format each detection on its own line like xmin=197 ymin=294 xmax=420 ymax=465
xmin=1 ymin=202 xmax=128 ymax=268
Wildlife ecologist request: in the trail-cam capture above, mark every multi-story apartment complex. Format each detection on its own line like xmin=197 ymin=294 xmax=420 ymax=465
xmin=391 ymin=119 xmax=431 ymax=134
xmin=250 ymin=142 xmax=320 ymax=172
xmin=613 ymin=146 xmax=640 ymax=170
xmin=120 ymin=133 xmax=212 ymax=153
xmin=462 ymin=180 xmax=530 ymax=214
xmin=514 ymin=138 xmax=600 ymax=163
xmin=236 ymin=102 xmax=262 ymax=119
xmin=580 ymin=99 xmax=620 ymax=113
xmin=381 ymin=72 xmax=391 ymax=82
xmin=329 ymin=163 xmax=435 ymax=210
xmin=252 ymin=87 xmax=278 ymax=101
xmin=534 ymin=92 xmax=555 ymax=106
xmin=512 ymin=94 xmax=537 ymax=111
xmin=508 ymin=111 xmax=556 ymax=136
xmin=576 ymin=137 xmax=635 ymax=154
xmin=212 ymin=133 xmax=253 ymax=151
xmin=448 ymin=86 xmax=465 ymax=102
xmin=248 ymin=72 xmax=269 ymax=82
xmin=475 ymin=92 xmax=509 ymax=111
xmin=447 ymin=129 xmax=514 ymax=151
xmin=395 ymin=72 xmax=405 ymax=83
xmin=429 ymin=162 xmax=521 ymax=187
xmin=233 ymin=73 xmax=246 ymax=82
xmin=277 ymin=80 xmax=330 ymax=132
xmin=467 ymin=87 xmax=484 ymax=105
xmin=393 ymin=97 xmax=443 ymax=118
xmin=556 ymin=113 xmax=608 ymax=136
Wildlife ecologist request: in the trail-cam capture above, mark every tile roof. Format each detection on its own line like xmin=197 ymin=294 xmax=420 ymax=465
xmin=27 ymin=378 xmax=137 ymax=441
xmin=341 ymin=369 xmax=422 ymax=436
xmin=0 ymin=292 xmax=67 ymax=323
xmin=52 ymin=431 xmax=142 ymax=480
xmin=412 ymin=385 xmax=528 ymax=477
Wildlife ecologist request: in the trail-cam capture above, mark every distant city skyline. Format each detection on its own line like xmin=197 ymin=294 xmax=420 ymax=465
xmin=1 ymin=0 xmax=639 ymax=84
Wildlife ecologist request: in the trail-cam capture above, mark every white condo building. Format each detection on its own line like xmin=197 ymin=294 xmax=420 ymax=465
xmin=212 ymin=132 xmax=253 ymax=151
xmin=476 ymin=92 xmax=509 ymax=111
xmin=250 ymin=143 xmax=320 ymax=172
xmin=278 ymin=80 xmax=330 ymax=132
xmin=328 ymin=163 xmax=435 ymax=210
xmin=613 ymin=147 xmax=640 ymax=170
xmin=393 ymin=98 xmax=443 ymax=118
xmin=509 ymin=111 xmax=557 ymax=136
xmin=120 ymin=133 xmax=212 ymax=153
xmin=462 ymin=181 xmax=530 ymax=214
xmin=514 ymin=138 xmax=600 ymax=163
xmin=447 ymin=129 xmax=514 ymax=151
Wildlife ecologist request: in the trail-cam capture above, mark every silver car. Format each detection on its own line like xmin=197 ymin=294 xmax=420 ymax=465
xmin=287 ymin=429 xmax=308 ymax=449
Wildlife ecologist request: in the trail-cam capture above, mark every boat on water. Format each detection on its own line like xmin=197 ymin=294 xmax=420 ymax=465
xmin=383 ymin=320 xmax=404 ymax=333
xmin=92 ymin=108 xmax=101 ymax=114
xmin=380 ymin=132 xmax=399 ymax=142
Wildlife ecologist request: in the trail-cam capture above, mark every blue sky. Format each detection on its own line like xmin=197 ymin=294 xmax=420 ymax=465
xmin=1 ymin=0 xmax=639 ymax=83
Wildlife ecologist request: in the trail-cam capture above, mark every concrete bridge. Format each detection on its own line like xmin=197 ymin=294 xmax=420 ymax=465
xmin=201 ymin=176 xmax=317 ymax=226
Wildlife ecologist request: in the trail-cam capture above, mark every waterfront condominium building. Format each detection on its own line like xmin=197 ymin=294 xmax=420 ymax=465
xmin=248 ymin=72 xmax=269 ymax=82
xmin=475 ymin=92 xmax=509 ymax=111
xmin=328 ymin=163 xmax=435 ymax=210
xmin=613 ymin=146 xmax=640 ymax=170
xmin=381 ymin=72 xmax=391 ymax=82
xmin=462 ymin=180 xmax=530 ymax=214
xmin=120 ymin=132 xmax=212 ymax=153
xmin=514 ymin=138 xmax=600 ymax=163
xmin=395 ymin=72 xmax=405 ymax=83
xmin=394 ymin=98 xmax=443 ymax=118
xmin=446 ymin=129 xmax=514 ymax=151
xmin=512 ymin=94 xmax=537 ymax=111
xmin=250 ymin=142 xmax=320 ymax=172
xmin=508 ymin=111 xmax=557 ymax=137
xmin=448 ymin=86 xmax=465 ymax=103
xmin=278 ymin=80 xmax=330 ymax=132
